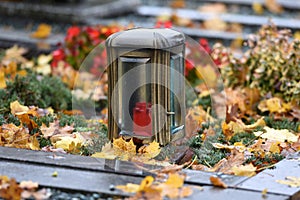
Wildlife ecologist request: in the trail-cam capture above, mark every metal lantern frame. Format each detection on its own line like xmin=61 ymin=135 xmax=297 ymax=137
xmin=106 ymin=28 xmax=185 ymax=145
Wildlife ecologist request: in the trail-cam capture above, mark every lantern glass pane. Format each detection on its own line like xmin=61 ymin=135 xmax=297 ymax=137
xmin=117 ymin=56 xmax=152 ymax=137
xmin=170 ymin=53 xmax=185 ymax=135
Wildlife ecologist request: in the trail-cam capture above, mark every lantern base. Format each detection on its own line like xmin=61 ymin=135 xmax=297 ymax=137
xmin=119 ymin=130 xmax=154 ymax=144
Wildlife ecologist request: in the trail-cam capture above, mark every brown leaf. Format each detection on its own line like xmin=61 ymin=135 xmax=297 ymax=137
xmin=198 ymin=3 xmax=227 ymax=13
xmin=210 ymin=176 xmax=228 ymax=188
xmin=265 ymin=0 xmax=283 ymax=14
xmin=169 ymin=0 xmax=185 ymax=8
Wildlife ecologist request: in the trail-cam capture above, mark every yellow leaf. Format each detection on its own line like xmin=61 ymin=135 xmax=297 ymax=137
xmin=31 ymin=23 xmax=52 ymax=39
xmin=10 ymin=100 xmax=29 ymax=115
xmin=52 ymin=133 xmax=85 ymax=153
xmin=52 ymin=171 xmax=58 ymax=177
xmin=232 ymin=164 xmax=257 ymax=177
xmin=195 ymin=65 xmax=218 ymax=87
xmin=254 ymin=127 xmax=298 ymax=143
xmin=138 ymin=141 xmax=161 ymax=159
xmin=258 ymin=97 xmax=290 ymax=113
xmin=276 ymin=176 xmax=300 ymax=187
xmin=91 ymin=142 xmax=117 ymax=160
xmin=203 ymin=18 xmax=227 ymax=31
xmin=0 ymin=71 xmax=6 ymax=89
xmin=261 ymin=188 xmax=268 ymax=197
xmin=164 ymin=173 xmax=184 ymax=188
xmin=252 ymin=2 xmax=264 ymax=15
xmin=29 ymin=136 xmax=40 ymax=150
xmin=113 ymin=137 xmax=136 ymax=155
xmin=269 ymin=142 xmax=281 ymax=153
xmin=139 ymin=176 xmax=154 ymax=191
xmin=116 ymin=183 xmax=140 ymax=193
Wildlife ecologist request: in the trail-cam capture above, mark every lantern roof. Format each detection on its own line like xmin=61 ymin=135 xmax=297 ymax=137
xmin=106 ymin=28 xmax=185 ymax=49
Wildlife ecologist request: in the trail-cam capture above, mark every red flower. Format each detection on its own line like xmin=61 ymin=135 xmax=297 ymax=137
xmin=66 ymin=26 xmax=81 ymax=42
xmin=185 ymin=59 xmax=194 ymax=76
xmin=51 ymin=48 xmax=65 ymax=67
xmin=86 ymin=27 xmax=100 ymax=41
xmin=155 ymin=20 xmax=173 ymax=28
xmin=199 ymin=38 xmax=211 ymax=53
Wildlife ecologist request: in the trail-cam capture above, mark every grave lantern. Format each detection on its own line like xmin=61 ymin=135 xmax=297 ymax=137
xmin=106 ymin=28 xmax=185 ymax=145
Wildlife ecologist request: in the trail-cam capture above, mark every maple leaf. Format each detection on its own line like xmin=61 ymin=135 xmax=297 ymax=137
xmin=51 ymin=132 xmax=85 ymax=153
xmin=231 ymin=163 xmax=257 ymax=177
xmin=138 ymin=141 xmax=161 ymax=159
xmin=258 ymin=97 xmax=291 ymax=113
xmin=276 ymin=176 xmax=300 ymax=187
xmin=209 ymin=176 xmax=228 ymax=188
xmin=113 ymin=137 xmax=136 ymax=155
xmin=30 ymin=24 xmax=52 ymax=39
xmin=254 ymin=127 xmax=298 ymax=143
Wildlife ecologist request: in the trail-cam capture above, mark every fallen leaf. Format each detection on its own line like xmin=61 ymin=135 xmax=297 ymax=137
xmin=19 ymin=181 xmax=38 ymax=190
xmin=91 ymin=142 xmax=117 ymax=160
xmin=0 ymin=71 xmax=6 ymax=89
xmin=252 ymin=2 xmax=264 ymax=15
xmin=209 ymin=176 xmax=228 ymax=188
xmin=164 ymin=173 xmax=184 ymax=188
xmin=231 ymin=163 xmax=257 ymax=177
xmin=198 ymin=3 xmax=227 ymax=13
xmin=31 ymin=24 xmax=52 ymax=39
xmin=276 ymin=176 xmax=300 ymax=187
xmin=203 ymin=18 xmax=227 ymax=31
xmin=169 ymin=0 xmax=185 ymax=8
xmin=52 ymin=171 xmax=58 ymax=177
xmin=10 ymin=100 xmax=29 ymax=115
xmin=254 ymin=127 xmax=298 ymax=143
xmin=261 ymin=188 xmax=268 ymax=198
xmin=265 ymin=0 xmax=283 ymax=14
xmin=258 ymin=97 xmax=291 ymax=113
xmin=138 ymin=141 xmax=161 ymax=159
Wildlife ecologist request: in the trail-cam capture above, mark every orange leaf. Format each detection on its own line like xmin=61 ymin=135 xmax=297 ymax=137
xmin=210 ymin=176 xmax=228 ymax=188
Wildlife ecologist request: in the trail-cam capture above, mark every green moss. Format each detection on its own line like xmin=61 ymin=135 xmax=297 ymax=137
xmin=264 ymin=116 xmax=300 ymax=132
xmin=229 ymin=132 xmax=257 ymax=145
xmin=58 ymin=113 xmax=88 ymax=128
xmin=0 ymin=71 xmax=72 ymax=116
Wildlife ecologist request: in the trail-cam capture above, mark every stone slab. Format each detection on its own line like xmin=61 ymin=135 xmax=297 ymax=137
xmin=236 ymin=152 xmax=300 ymax=197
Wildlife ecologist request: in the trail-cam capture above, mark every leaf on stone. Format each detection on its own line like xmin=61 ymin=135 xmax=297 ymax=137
xmin=254 ymin=127 xmax=298 ymax=143
xmin=198 ymin=3 xmax=227 ymax=13
xmin=252 ymin=2 xmax=264 ymax=15
xmin=203 ymin=18 xmax=227 ymax=31
xmin=31 ymin=23 xmax=52 ymax=39
xmin=265 ymin=0 xmax=283 ymax=14
xmin=231 ymin=163 xmax=257 ymax=177
xmin=276 ymin=176 xmax=300 ymax=187
xmin=209 ymin=176 xmax=228 ymax=188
